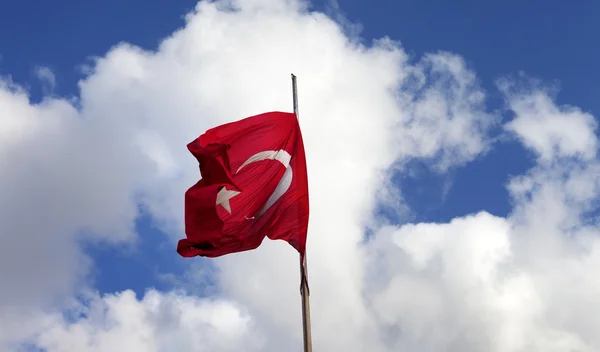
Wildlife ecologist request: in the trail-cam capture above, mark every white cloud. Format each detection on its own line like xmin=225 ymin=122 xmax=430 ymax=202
xmin=396 ymin=52 xmax=496 ymax=170
xmin=0 ymin=77 xmax=148 ymax=310
xmin=500 ymin=79 xmax=598 ymax=163
xmin=34 ymin=66 xmax=57 ymax=93
xmin=2 ymin=0 xmax=600 ymax=351
xmin=361 ymin=88 xmax=600 ymax=351
xmin=17 ymin=290 xmax=262 ymax=352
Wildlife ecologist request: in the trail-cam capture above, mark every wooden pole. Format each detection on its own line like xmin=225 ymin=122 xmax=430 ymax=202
xmin=292 ymin=73 xmax=313 ymax=352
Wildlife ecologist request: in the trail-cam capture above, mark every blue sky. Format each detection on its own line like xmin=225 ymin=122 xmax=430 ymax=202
xmin=2 ymin=1 xmax=600 ymax=350
xmin=3 ymin=0 xmax=599 ymax=109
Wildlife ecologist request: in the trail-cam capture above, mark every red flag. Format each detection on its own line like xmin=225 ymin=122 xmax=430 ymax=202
xmin=177 ymin=111 xmax=309 ymax=258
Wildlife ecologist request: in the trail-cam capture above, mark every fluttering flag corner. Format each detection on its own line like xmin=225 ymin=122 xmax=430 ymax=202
xmin=177 ymin=111 xmax=309 ymax=258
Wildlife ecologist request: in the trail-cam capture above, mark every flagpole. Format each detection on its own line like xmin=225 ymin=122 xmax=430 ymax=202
xmin=292 ymin=73 xmax=313 ymax=352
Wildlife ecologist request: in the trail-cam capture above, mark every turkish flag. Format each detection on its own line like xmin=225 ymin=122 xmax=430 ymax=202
xmin=177 ymin=111 xmax=309 ymax=258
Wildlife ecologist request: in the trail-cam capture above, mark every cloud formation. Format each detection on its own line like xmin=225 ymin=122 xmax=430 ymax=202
xmin=1 ymin=0 xmax=599 ymax=351
xmin=32 ymin=290 xmax=263 ymax=352
xmin=34 ymin=66 xmax=57 ymax=93
xmin=500 ymin=79 xmax=597 ymax=163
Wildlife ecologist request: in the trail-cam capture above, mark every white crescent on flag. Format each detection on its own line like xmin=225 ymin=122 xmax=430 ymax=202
xmin=216 ymin=150 xmax=293 ymax=215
